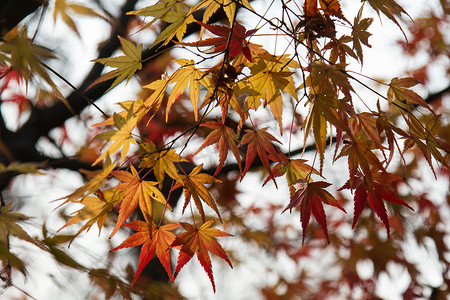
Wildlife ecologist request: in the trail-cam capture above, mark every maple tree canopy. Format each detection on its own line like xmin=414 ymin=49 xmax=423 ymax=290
xmin=0 ymin=0 xmax=448 ymax=298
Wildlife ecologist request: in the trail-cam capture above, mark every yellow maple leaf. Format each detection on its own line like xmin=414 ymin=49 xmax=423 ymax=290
xmin=149 ymin=4 xmax=195 ymax=49
xmin=60 ymin=157 xmax=116 ymax=206
xmin=93 ymin=109 xmax=138 ymax=166
xmin=199 ymin=0 xmax=254 ymax=28
xmin=245 ymin=57 xmax=297 ymax=133
xmin=53 ymin=0 xmax=103 ymax=36
xmin=59 ymin=189 xmax=122 ymax=240
xmin=127 ymin=0 xmax=180 ymax=31
xmin=166 ymin=59 xmax=212 ymax=121
xmin=139 ymin=142 xmax=187 ymax=187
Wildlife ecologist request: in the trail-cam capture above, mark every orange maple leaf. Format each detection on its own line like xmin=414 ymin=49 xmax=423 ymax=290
xmin=304 ymin=0 xmax=349 ymax=22
xmin=335 ymin=135 xmax=386 ymax=189
xmin=194 ymin=119 xmax=242 ymax=176
xmin=171 ymin=220 xmax=232 ymax=292
xmin=174 ymin=164 xmax=222 ymax=222
xmin=283 ymin=179 xmax=346 ymax=243
xmin=239 ymin=127 xmax=283 ymax=185
xmin=110 ymin=165 xmax=170 ymax=237
xmin=111 ymin=221 xmax=180 ymax=283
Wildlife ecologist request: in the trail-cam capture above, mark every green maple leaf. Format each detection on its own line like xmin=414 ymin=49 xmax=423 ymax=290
xmin=90 ymin=36 xmax=142 ymax=92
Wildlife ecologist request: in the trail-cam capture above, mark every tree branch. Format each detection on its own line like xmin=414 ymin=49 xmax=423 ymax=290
xmin=0 ymin=0 xmax=46 ymax=37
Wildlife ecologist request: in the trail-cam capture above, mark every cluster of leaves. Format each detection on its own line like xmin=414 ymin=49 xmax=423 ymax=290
xmin=0 ymin=0 xmax=449 ymax=298
xmin=50 ymin=0 xmax=450 ymax=292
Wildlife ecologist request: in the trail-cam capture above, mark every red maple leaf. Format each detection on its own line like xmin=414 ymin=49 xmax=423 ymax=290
xmin=283 ymin=179 xmax=346 ymax=243
xmin=178 ymin=21 xmax=258 ymax=61
xmin=171 ymin=220 xmax=232 ymax=292
xmin=111 ymin=221 xmax=180 ymax=284
xmin=339 ymin=171 xmax=414 ymax=237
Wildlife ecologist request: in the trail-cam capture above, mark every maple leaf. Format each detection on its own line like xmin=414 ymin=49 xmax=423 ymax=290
xmin=0 ymin=29 xmax=72 ymax=110
xmin=0 ymin=203 xmax=38 ymax=246
xmin=402 ymin=115 xmax=450 ymax=175
xmin=263 ymin=156 xmax=319 ymax=187
xmin=139 ymin=142 xmax=187 ymax=187
xmin=239 ymin=127 xmax=283 ymax=185
xmin=110 ymin=165 xmax=170 ymax=237
xmin=59 ymin=189 xmax=122 ymax=240
xmin=111 ymin=221 xmax=180 ymax=284
xmin=282 ymin=179 xmax=346 ymax=243
xmin=365 ymin=0 xmax=410 ymax=40
xmin=93 ymin=109 xmax=138 ymax=166
xmin=319 ymin=0 xmax=350 ymax=24
xmin=352 ymin=7 xmax=373 ymax=64
xmin=171 ymin=220 xmax=233 ymax=292
xmin=335 ymin=135 xmax=386 ymax=189
xmin=53 ymin=0 xmax=103 ymax=37
xmin=324 ymin=35 xmax=358 ymax=64
xmin=339 ymin=171 xmax=413 ymax=237
xmin=150 ymin=3 xmax=196 ymax=49
xmin=0 ymin=203 xmax=40 ymax=274
xmin=142 ymin=77 xmax=170 ymax=109
xmin=40 ymin=225 xmax=86 ymax=271
xmin=178 ymin=21 xmax=258 ymax=61
xmin=245 ymin=57 xmax=297 ymax=132
xmin=90 ymin=36 xmax=142 ymax=92
xmin=387 ymin=77 xmax=430 ymax=109
xmin=166 ymin=59 xmax=212 ymax=121
xmin=127 ymin=0 xmax=181 ymax=31
xmin=357 ymin=112 xmax=382 ymax=144
xmin=198 ymin=0 xmax=254 ymax=26
xmin=60 ymin=157 xmax=116 ymax=205
xmin=174 ymin=164 xmax=222 ymax=222
xmin=194 ymin=119 xmax=242 ymax=176
xmin=0 ymin=161 xmax=43 ymax=175
xmin=302 ymin=83 xmax=347 ymax=172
